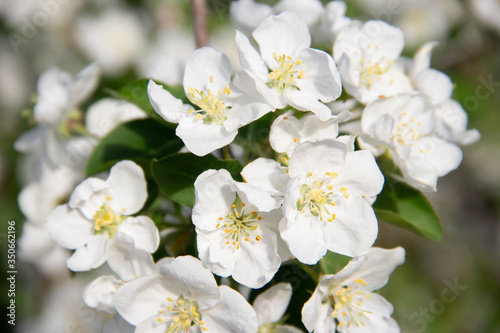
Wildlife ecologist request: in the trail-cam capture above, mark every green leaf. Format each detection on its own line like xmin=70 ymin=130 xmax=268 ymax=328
xmin=151 ymin=153 xmax=243 ymax=207
xmin=319 ymin=251 xmax=352 ymax=275
xmin=86 ymin=118 xmax=183 ymax=176
xmin=373 ymin=180 xmax=443 ymax=240
xmin=107 ymin=79 xmax=187 ymax=121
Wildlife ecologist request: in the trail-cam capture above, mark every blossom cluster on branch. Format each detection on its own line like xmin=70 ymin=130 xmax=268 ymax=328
xmin=14 ymin=1 xmax=479 ymax=332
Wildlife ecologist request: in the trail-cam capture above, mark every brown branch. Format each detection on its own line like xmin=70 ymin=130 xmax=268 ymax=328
xmin=190 ymin=0 xmax=209 ymax=48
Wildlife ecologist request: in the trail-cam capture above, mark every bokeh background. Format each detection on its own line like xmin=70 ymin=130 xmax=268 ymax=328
xmin=0 ymin=0 xmax=499 ymax=332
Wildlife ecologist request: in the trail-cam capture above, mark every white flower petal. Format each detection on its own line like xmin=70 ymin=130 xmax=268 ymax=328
xmin=83 ymin=275 xmax=121 ymax=313
xmin=67 ymin=233 xmax=109 ymax=271
xmin=323 ymin=196 xmax=378 ymax=257
xmin=231 ymin=0 xmax=273 ymax=35
xmin=176 ymin=117 xmax=238 ymax=156
xmin=147 ymin=80 xmax=191 ymax=124
xmin=253 ymin=12 xmax=311 ymax=66
xmin=107 ymin=160 xmax=148 ymax=215
xmin=342 ymin=247 xmax=405 ymax=292
xmin=113 ymin=274 xmax=172 ymax=326
xmin=117 ymin=216 xmax=159 ymax=253
xmin=413 ymin=68 xmax=453 ymax=104
xmin=72 ymin=63 xmax=101 ymax=106
xmin=253 ymin=283 xmax=292 ymax=326
xmin=284 ymin=89 xmax=333 ymax=121
xmin=46 ymin=204 xmax=94 ymax=250
xmin=241 ymin=158 xmax=290 ymax=196
xmin=288 ymin=140 xmax=347 ymax=178
xmin=235 ymin=30 xmax=268 ymax=80
xmin=68 ymin=177 xmax=109 ymax=219
xmin=183 ymin=47 xmax=231 ymax=97
xmin=269 ymin=112 xmax=303 ymax=155
xmin=295 ymin=48 xmax=342 ymax=103
xmin=334 ymin=150 xmax=384 ymax=197
xmin=202 ymin=285 xmax=258 ymax=333
xmin=106 ymin=234 xmax=156 ymax=282
xmin=193 ymin=169 xmax=235 ymax=232
xmin=159 ymin=256 xmax=220 ymax=309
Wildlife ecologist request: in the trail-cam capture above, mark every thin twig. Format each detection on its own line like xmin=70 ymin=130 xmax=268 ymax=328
xmin=190 ymin=0 xmax=209 ymax=48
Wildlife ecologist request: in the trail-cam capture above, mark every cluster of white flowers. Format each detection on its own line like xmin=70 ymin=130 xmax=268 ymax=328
xmin=14 ymin=1 xmax=479 ymax=333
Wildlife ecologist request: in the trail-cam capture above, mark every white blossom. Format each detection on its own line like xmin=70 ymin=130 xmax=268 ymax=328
xmin=302 ymin=247 xmax=405 ymax=333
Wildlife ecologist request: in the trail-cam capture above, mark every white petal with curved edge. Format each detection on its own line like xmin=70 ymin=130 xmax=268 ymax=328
xmin=288 ymin=140 xmax=347 ymax=178
xmin=301 ymin=286 xmax=323 ymax=331
xmin=231 ymin=228 xmax=281 ymax=288
xmin=253 ymin=12 xmax=311 ymax=67
xmin=231 ymin=0 xmax=273 ymax=35
xmin=176 ymin=117 xmax=238 ymax=156
xmin=253 ymin=283 xmax=292 ymax=326
xmin=113 ymin=274 xmax=173 ymax=326
xmin=147 ymin=80 xmax=191 ymax=123
xmin=295 ymin=48 xmax=342 ymax=103
xmin=68 ymin=177 xmax=109 ymax=219
xmin=284 ymin=89 xmax=333 ymax=121
xmin=322 ymin=196 xmax=378 ymax=257
xmin=72 ymin=63 xmax=101 ymax=106
xmin=67 ymin=233 xmax=109 ymax=271
xmin=34 ymin=67 xmax=71 ymax=125
xmin=107 ymin=160 xmax=148 ymax=215
xmin=202 ymin=285 xmax=258 ymax=333
xmin=334 ymin=150 xmax=384 ymax=197
xmin=117 ymin=216 xmax=159 ymax=253
xmin=107 ymin=233 xmax=156 ymax=282
xmin=183 ymin=47 xmax=231 ymax=97
xmin=159 ymin=256 xmax=220 ymax=309
xmin=241 ymin=158 xmax=289 ymax=196
xmin=46 ymin=204 xmax=94 ymax=250
xmin=342 ymin=247 xmax=405 ymax=292
xmin=269 ymin=112 xmax=303 ymax=155
xmin=193 ymin=169 xmax=235 ymax=232
xmin=235 ymin=30 xmax=268 ymax=80
xmin=413 ymin=68 xmax=453 ymax=104
xmin=83 ymin=275 xmax=121 ymax=313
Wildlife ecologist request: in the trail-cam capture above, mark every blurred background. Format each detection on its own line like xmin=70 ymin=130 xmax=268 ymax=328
xmin=0 ymin=0 xmax=498 ymax=332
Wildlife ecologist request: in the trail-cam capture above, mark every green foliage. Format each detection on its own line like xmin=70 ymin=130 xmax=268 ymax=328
xmin=151 ymin=153 xmax=243 ymax=207
xmin=373 ymin=179 xmax=443 ymax=241
xmin=319 ymin=251 xmax=352 ymax=275
xmin=107 ymin=79 xmax=188 ymax=121
xmin=86 ymin=118 xmax=183 ymax=176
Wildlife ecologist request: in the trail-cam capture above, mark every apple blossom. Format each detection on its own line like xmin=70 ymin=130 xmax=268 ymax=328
xmin=302 ymin=247 xmax=405 ymax=333
xmin=235 ymin=11 xmax=342 ymax=120
xmin=113 ymin=255 xmax=258 ymax=333
xmin=193 ymin=169 xmax=286 ymax=288
xmin=280 ymin=139 xmax=384 ymax=264
xmin=46 ymin=160 xmax=159 ymax=271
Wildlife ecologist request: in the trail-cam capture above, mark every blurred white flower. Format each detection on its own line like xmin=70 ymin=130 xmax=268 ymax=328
xmin=253 ymin=283 xmax=302 ymax=333
xmin=471 ymin=0 xmax=500 ymax=34
xmin=75 ymin=9 xmax=147 ymax=75
xmin=361 ymin=93 xmax=463 ymax=191
xmin=334 ymin=20 xmax=412 ymax=104
xmin=302 ymin=247 xmax=405 ymax=333
xmin=85 ymin=98 xmax=147 ymax=138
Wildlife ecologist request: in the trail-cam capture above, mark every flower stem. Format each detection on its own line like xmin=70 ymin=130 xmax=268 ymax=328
xmin=190 ymin=0 xmax=209 ymax=48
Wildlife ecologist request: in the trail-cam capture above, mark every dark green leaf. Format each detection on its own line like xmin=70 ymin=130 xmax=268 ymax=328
xmin=319 ymin=251 xmax=352 ymax=275
xmin=373 ymin=180 xmax=443 ymax=240
xmin=151 ymin=153 xmax=243 ymax=207
xmin=86 ymin=118 xmax=183 ymax=176
xmin=107 ymin=79 xmax=188 ymax=121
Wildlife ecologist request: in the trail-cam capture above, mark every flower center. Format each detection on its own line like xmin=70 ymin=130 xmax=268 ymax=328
xmin=358 ymin=49 xmax=394 ymax=87
xmin=216 ymin=196 xmax=262 ymax=249
xmin=93 ymin=197 xmax=122 ymax=238
xmin=58 ymin=108 xmax=87 ymax=139
xmin=163 ymin=296 xmax=207 ymax=333
xmin=268 ymin=53 xmax=304 ymax=91
xmin=297 ymin=171 xmax=343 ymax=222
xmin=390 ymin=111 xmax=425 ymax=150
xmin=187 ymin=76 xmax=231 ymax=125
xmin=325 ymin=279 xmax=373 ymax=329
